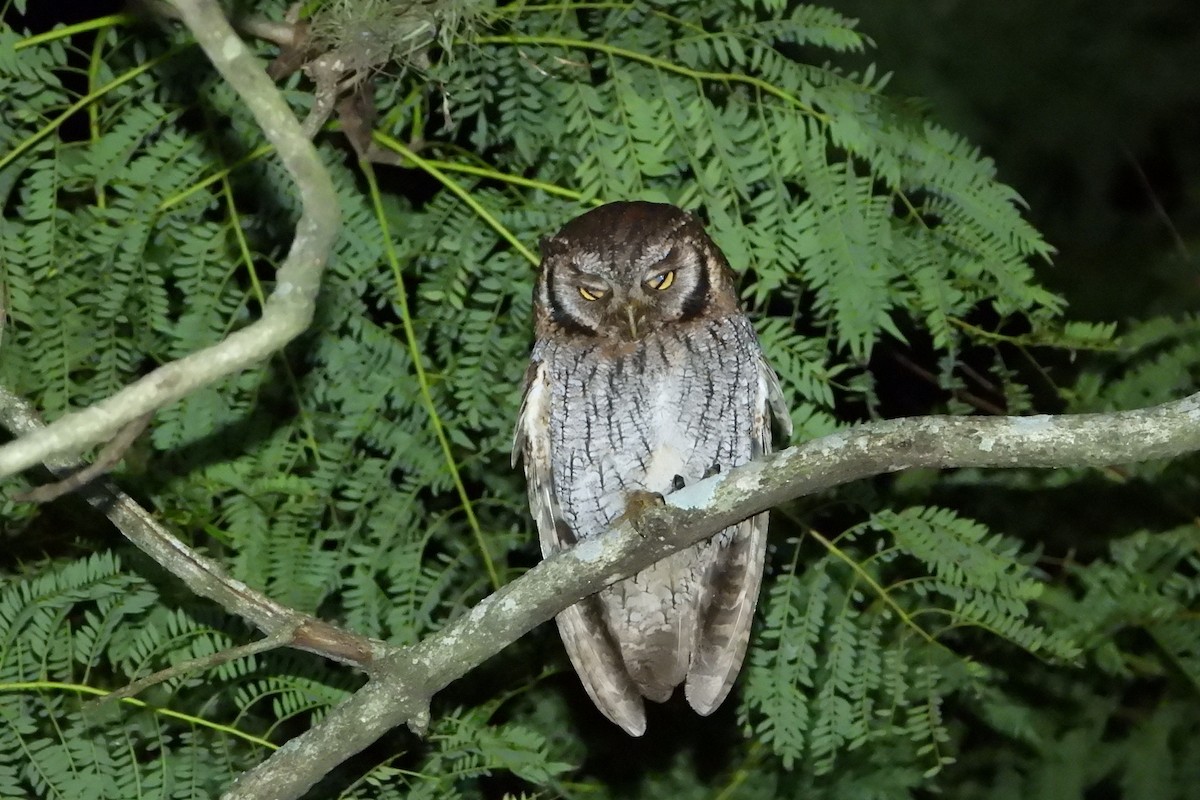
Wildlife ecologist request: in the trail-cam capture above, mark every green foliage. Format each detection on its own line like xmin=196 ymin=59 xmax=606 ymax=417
xmin=0 ymin=552 xmax=259 ymax=797
xmin=1 ymin=1 xmax=1198 ymax=798
xmin=742 ymin=506 xmax=1081 ymax=779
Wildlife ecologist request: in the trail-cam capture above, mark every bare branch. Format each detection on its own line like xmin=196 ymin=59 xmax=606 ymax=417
xmin=86 ymin=629 xmax=297 ymax=712
xmin=13 ymin=412 xmax=152 ymax=503
xmin=224 ymin=392 xmax=1200 ymax=800
xmin=0 ymin=384 xmax=380 ymax=669
xmin=5 ymin=379 xmax=1198 ymax=798
xmin=0 ymin=0 xmax=339 ymax=479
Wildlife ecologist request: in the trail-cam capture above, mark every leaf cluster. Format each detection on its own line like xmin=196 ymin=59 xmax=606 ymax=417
xmin=2 ymin=1 xmax=1198 ymax=798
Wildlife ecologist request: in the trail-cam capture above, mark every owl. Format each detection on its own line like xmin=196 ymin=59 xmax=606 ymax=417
xmin=513 ymin=201 xmax=791 ymax=736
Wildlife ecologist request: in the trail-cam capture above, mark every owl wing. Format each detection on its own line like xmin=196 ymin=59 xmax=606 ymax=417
xmin=684 ymin=354 xmax=791 ymax=714
xmin=513 ymin=360 xmax=648 ymax=736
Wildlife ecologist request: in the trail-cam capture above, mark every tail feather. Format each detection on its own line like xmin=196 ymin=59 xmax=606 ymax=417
xmin=556 ymin=597 xmax=647 ymax=736
xmin=684 ymin=515 xmax=768 ymax=714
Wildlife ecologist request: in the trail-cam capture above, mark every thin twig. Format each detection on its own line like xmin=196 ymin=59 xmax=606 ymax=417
xmin=13 ymin=412 xmax=152 ymax=503
xmin=0 ymin=384 xmax=381 ymax=670
xmin=890 ymin=351 xmax=1007 ymax=415
xmin=85 ymin=628 xmax=298 ymax=712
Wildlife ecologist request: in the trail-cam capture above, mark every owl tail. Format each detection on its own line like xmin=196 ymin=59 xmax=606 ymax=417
xmin=556 ymin=549 xmax=705 ymax=735
xmin=684 ymin=515 xmax=768 ymax=714
xmin=556 ymin=523 xmax=765 ymax=733
xmin=604 ymin=550 xmax=703 ymax=703
xmin=555 ymin=599 xmax=648 ymax=736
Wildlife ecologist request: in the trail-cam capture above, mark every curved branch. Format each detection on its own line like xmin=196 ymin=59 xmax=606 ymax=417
xmin=224 ymin=392 xmax=1200 ymax=799
xmin=0 ymin=0 xmax=340 ymax=479
xmin=0 ymin=385 xmax=380 ymax=668
xmin=5 ymin=384 xmax=1198 ymax=798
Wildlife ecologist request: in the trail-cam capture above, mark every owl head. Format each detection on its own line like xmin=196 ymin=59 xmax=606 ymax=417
xmin=534 ymin=202 xmax=741 ymax=341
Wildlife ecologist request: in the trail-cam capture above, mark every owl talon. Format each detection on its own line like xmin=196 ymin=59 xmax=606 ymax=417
xmin=616 ymin=489 xmax=665 ymax=537
xmin=703 ymin=463 xmax=722 ymax=479
xmin=671 ymin=474 xmax=687 ymax=492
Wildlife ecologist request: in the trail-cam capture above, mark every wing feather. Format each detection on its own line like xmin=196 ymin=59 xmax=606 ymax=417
xmin=761 ymin=355 xmax=793 ymax=442
xmin=685 ymin=355 xmax=788 ymax=714
xmin=514 ymin=360 xmax=647 ymax=735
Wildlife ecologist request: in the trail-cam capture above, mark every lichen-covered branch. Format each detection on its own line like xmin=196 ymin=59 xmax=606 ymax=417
xmin=4 ymin=380 xmax=1197 ymax=799
xmin=0 ymin=0 xmax=339 ymax=479
xmin=0 ymin=384 xmax=380 ymax=668
xmin=224 ymin=391 xmax=1200 ymax=800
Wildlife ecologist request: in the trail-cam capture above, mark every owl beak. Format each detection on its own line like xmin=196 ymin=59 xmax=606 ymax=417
xmin=605 ymin=300 xmax=646 ymax=341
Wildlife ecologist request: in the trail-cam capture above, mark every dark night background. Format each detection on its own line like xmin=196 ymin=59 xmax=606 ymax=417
xmin=830 ymin=0 xmax=1200 ymax=322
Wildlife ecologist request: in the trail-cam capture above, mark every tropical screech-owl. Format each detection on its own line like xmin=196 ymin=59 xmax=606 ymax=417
xmin=513 ymin=201 xmax=791 ymax=736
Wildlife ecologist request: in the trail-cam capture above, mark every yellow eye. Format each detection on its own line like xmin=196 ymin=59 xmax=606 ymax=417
xmin=579 ymin=286 xmax=606 ymax=301
xmin=647 ymin=270 xmax=675 ymax=291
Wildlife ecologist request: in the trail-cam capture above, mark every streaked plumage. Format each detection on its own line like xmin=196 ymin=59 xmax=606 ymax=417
xmin=514 ymin=202 xmax=790 ymax=735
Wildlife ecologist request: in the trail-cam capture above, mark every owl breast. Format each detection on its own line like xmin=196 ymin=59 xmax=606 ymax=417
xmin=541 ymin=315 xmax=758 ymax=541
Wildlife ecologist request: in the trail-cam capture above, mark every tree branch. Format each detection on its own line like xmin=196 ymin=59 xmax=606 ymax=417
xmin=0 ymin=384 xmax=379 ymax=669
xmin=12 ymin=411 xmax=152 ymax=503
xmin=4 ymin=377 xmax=1197 ymax=798
xmin=224 ymin=391 xmax=1200 ymax=799
xmin=0 ymin=0 xmax=339 ymax=480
